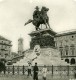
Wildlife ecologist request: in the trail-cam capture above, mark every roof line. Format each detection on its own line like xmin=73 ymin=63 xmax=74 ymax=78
xmin=56 ymin=29 xmax=76 ymax=36
xmin=0 ymin=35 xmax=11 ymax=42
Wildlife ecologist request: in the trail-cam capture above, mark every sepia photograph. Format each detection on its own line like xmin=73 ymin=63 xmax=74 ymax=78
xmin=0 ymin=0 xmax=76 ymax=80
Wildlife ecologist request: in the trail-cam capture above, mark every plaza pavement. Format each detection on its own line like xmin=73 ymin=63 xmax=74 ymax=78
xmin=0 ymin=75 xmax=74 ymax=80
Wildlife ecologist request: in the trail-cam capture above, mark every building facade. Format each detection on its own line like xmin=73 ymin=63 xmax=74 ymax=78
xmin=0 ymin=36 xmax=12 ymax=60
xmin=54 ymin=30 xmax=76 ymax=64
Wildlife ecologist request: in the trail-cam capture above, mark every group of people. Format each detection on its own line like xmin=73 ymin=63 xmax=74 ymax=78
xmin=27 ymin=62 xmax=47 ymax=80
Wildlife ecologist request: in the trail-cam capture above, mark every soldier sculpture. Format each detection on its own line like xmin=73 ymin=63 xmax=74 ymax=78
xmin=24 ymin=6 xmax=51 ymax=30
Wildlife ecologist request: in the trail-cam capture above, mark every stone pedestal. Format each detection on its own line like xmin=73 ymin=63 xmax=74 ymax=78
xmin=29 ymin=29 xmax=57 ymax=49
xmin=13 ymin=29 xmax=70 ymax=66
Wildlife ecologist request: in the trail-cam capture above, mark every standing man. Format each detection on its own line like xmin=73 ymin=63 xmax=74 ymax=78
xmin=27 ymin=63 xmax=32 ymax=77
xmin=42 ymin=65 xmax=47 ymax=80
xmin=33 ymin=63 xmax=39 ymax=80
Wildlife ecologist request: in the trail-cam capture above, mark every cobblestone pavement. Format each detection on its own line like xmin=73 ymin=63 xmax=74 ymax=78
xmin=0 ymin=75 xmax=74 ymax=80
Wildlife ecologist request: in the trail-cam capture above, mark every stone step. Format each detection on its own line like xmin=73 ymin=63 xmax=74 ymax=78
xmin=13 ymin=48 xmax=70 ymax=66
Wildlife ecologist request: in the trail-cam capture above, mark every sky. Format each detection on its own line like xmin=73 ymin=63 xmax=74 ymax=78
xmin=0 ymin=0 xmax=76 ymax=52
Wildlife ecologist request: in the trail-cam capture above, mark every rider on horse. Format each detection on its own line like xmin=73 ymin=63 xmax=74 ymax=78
xmin=33 ymin=6 xmax=40 ymax=22
xmin=24 ymin=6 xmax=51 ymax=30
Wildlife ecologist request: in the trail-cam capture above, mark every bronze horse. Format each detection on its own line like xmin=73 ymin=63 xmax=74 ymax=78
xmin=24 ymin=6 xmax=51 ymax=30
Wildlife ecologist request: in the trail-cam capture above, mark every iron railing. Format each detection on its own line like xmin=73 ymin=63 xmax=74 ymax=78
xmin=0 ymin=65 xmax=76 ymax=78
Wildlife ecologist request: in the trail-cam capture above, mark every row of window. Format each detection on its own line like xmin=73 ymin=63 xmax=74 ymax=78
xmin=55 ymin=35 xmax=76 ymax=41
xmin=55 ymin=35 xmax=76 ymax=47
xmin=65 ymin=58 xmax=75 ymax=64
xmin=0 ymin=40 xmax=11 ymax=44
xmin=59 ymin=45 xmax=75 ymax=49
xmin=0 ymin=53 xmax=9 ymax=58
xmin=0 ymin=45 xmax=10 ymax=50
xmin=57 ymin=41 xmax=75 ymax=47
xmin=0 ymin=50 xmax=10 ymax=54
xmin=60 ymin=49 xmax=75 ymax=56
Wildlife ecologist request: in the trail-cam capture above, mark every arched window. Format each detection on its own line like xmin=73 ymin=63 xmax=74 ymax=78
xmin=72 ymin=49 xmax=74 ymax=55
xmin=59 ymin=47 xmax=63 ymax=57
xmin=55 ymin=42 xmax=57 ymax=47
xmin=65 ymin=45 xmax=69 ymax=56
xmin=60 ymin=41 xmax=62 ymax=46
xmin=70 ymin=44 xmax=75 ymax=56
xmin=65 ymin=50 xmax=68 ymax=55
xmin=71 ymin=58 xmax=75 ymax=64
xmin=60 ymin=50 xmax=63 ymax=56
xmin=65 ymin=59 xmax=69 ymax=63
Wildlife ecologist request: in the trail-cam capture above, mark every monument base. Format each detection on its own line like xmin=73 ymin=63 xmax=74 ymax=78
xmin=13 ymin=47 xmax=69 ymax=66
xmin=29 ymin=29 xmax=57 ymax=49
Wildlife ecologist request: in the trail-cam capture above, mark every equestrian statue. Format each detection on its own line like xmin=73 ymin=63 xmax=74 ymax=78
xmin=24 ymin=6 xmax=51 ymax=31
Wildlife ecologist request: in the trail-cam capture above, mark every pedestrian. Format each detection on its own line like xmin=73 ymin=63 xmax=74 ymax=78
xmin=42 ymin=65 xmax=47 ymax=80
xmin=0 ymin=61 xmax=3 ymax=73
xmin=0 ymin=60 xmax=6 ymax=73
xmin=33 ymin=62 xmax=39 ymax=80
xmin=27 ymin=63 xmax=32 ymax=77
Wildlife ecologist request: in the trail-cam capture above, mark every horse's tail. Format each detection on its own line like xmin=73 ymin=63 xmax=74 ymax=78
xmin=24 ymin=19 xmax=32 ymax=26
